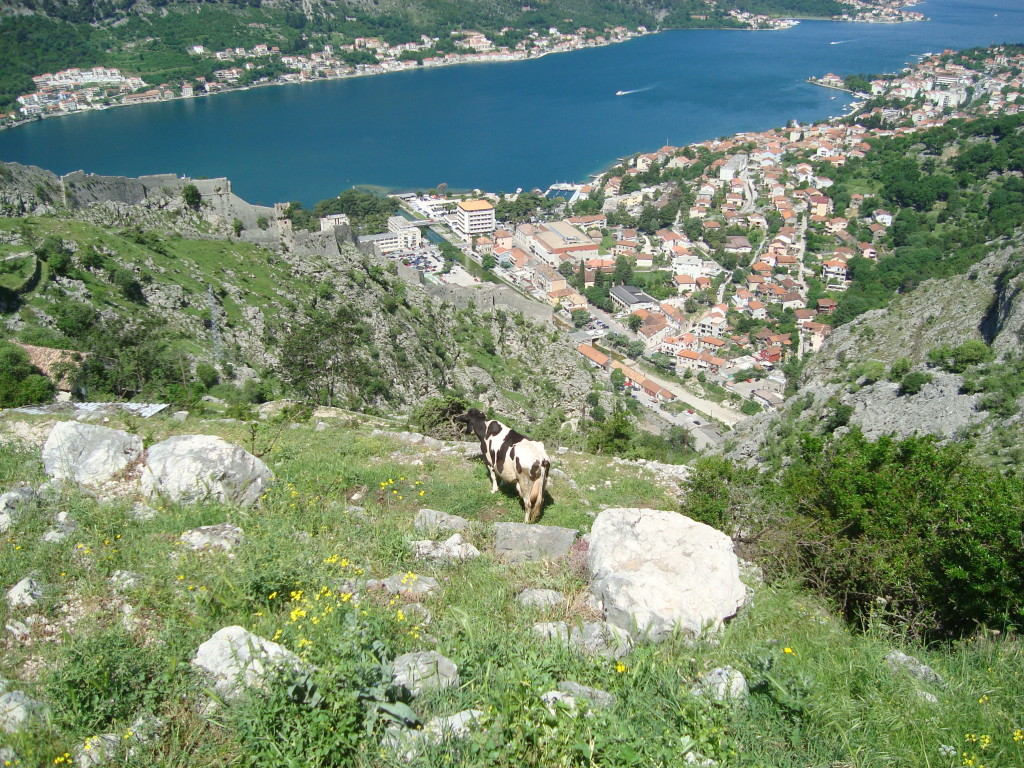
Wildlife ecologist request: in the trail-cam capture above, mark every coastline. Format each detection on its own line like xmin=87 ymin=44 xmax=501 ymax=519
xmin=0 ymin=6 xmax=922 ymax=135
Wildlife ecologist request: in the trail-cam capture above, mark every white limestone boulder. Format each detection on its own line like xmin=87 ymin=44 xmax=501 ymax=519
xmin=587 ymin=508 xmax=745 ymax=641
xmin=191 ymin=626 xmax=302 ymax=700
xmin=141 ymin=435 xmax=272 ymax=507
xmin=42 ymin=422 xmax=143 ymax=486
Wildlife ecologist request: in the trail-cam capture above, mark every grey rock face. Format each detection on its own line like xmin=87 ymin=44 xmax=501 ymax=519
xmin=517 ymin=589 xmax=565 ymax=608
xmin=690 ymin=666 xmax=748 ymax=702
xmin=179 ymin=523 xmax=245 ymax=555
xmin=6 ymin=577 xmax=43 ymax=609
xmin=413 ymin=509 xmax=469 ymax=535
xmin=410 ymin=533 xmax=480 ymax=562
xmin=588 ymin=508 xmax=745 ymax=641
xmin=42 ymin=422 xmax=143 ymax=486
xmin=845 ymin=371 xmax=981 ymax=440
xmin=191 ymin=626 xmax=303 ymax=700
xmin=494 ymin=523 xmax=578 ymax=563
xmin=391 ymin=651 xmax=460 ymax=697
xmin=885 ymin=650 xmax=945 ymax=687
xmin=142 ymin=435 xmax=272 ymax=507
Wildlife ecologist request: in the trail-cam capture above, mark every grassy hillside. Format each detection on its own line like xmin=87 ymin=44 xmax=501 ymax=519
xmin=0 ymin=411 xmax=1022 ymax=767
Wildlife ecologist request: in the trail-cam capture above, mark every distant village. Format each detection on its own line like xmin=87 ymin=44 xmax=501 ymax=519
xmin=348 ymin=46 xmax=1023 ymax=425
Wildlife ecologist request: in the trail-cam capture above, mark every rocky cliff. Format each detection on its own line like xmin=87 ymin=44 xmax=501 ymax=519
xmin=727 ymin=239 xmax=1024 ymax=468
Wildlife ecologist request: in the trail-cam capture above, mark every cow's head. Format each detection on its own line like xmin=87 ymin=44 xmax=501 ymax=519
xmin=453 ymin=408 xmax=487 ymax=439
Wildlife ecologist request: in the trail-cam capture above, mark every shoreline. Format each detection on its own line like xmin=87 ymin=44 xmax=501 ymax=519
xmin=0 ymin=8 xmax=924 ymax=135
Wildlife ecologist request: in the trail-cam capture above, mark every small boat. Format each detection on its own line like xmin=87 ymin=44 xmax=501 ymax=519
xmin=616 ymin=90 xmax=628 ymax=96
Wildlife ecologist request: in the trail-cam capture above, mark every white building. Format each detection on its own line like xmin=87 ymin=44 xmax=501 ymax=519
xmin=453 ymin=199 xmax=496 ymax=236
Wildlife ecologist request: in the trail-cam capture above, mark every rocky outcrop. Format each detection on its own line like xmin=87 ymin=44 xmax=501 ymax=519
xmin=587 ymin=508 xmax=745 ymax=641
xmin=42 ymin=422 xmax=143 ymax=486
xmin=141 ymin=435 xmax=272 ymax=507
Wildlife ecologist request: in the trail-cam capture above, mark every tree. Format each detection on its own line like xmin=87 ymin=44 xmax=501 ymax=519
xmin=277 ymin=303 xmax=375 ymax=407
xmin=481 ymin=254 xmax=496 ymax=271
xmin=0 ymin=341 xmax=54 ymax=407
xmin=232 ymin=218 xmax=244 ymax=237
xmin=182 ymin=184 xmax=201 ymax=210
xmin=570 ymin=309 xmax=590 ymax=328
xmin=625 ymin=314 xmax=643 ymax=333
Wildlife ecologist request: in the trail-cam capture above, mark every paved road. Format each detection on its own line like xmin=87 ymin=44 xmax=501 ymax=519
xmin=629 ymin=364 xmax=746 ymax=427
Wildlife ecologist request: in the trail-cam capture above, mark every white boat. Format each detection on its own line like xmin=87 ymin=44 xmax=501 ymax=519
xmin=616 ymin=90 xmax=628 ymax=96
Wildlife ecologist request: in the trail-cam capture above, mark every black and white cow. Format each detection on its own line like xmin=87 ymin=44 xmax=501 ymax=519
xmin=454 ymin=408 xmax=551 ymax=523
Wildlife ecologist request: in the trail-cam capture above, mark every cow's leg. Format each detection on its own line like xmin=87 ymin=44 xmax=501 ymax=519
xmin=488 ymin=464 xmax=499 ymax=493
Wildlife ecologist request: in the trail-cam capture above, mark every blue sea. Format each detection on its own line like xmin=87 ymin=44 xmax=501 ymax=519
xmin=0 ymin=0 xmax=1021 ymax=205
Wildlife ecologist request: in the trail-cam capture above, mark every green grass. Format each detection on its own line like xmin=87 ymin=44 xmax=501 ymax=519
xmin=1 ymin=415 xmax=1022 ymax=766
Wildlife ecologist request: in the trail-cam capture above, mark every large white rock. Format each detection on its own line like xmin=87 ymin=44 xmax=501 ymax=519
xmin=588 ymin=508 xmax=745 ymax=641
xmin=42 ymin=422 xmax=143 ymax=486
xmin=141 ymin=435 xmax=272 ymax=507
xmin=191 ymin=626 xmax=302 ymax=700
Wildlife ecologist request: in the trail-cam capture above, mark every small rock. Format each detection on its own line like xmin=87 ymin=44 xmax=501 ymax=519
xmin=41 ymin=511 xmax=78 ymax=544
xmin=533 ymin=621 xmax=632 ymax=659
xmin=6 ymin=577 xmax=43 ymax=609
xmin=401 ymin=603 xmax=433 ymax=625
xmin=130 ymin=502 xmax=158 ymax=521
xmin=918 ymin=690 xmax=939 ymax=704
xmin=517 ymin=589 xmax=565 ymax=608
xmin=382 ymin=709 xmax=482 ymax=758
xmin=191 ymin=626 xmax=303 ymax=700
xmin=541 ymin=690 xmax=577 ymax=713
xmin=0 ymin=487 xmax=38 ymax=534
xmin=179 ymin=523 xmax=244 ymax=555
xmin=884 ymin=650 xmax=945 ymax=687
xmin=110 ymin=571 xmax=143 ymax=591
xmin=381 ymin=573 xmax=440 ymax=597
xmin=557 ymin=681 xmax=615 ymax=709
xmin=170 ymin=411 xmax=189 ymax=423
xmin=548 ymin=468 xmax=578 ymax=490
xmin=5 ymin=620 xmax=30 ymax=643
xmin=411 ymin=533 xmax=480 ymax=562
xmin=690 ymin=666 xmax=748 ymax=703
xmin=391 ymin=651 xmax=459 ymax=697
xmin=75 ymin=733 xmax=121 ymax=767
xmin=314 ymin=421 xmax=329 ymax=432
xmin=413 ymin=509 xmax=469 ymax=535
xmin=494 ymin=523 xmax=578 ymax=563
xmin=555 ymin=447 xmax=569 ymax=455
xmin=0 ymin=690 xmax=48 ymax=733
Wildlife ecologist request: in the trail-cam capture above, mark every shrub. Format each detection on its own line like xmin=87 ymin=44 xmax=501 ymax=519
xmin=408 ymin=395 xmax=470 ymax=440
xmin=927 ymin=340 xmax=993 ymax=373
xmin=195 ymin=362 xmax=219 ymax=390
xmin=899 ymin=371 xmax=932 ymax=395
xmin=741 ymin=400 xmax=762 ymax=416
xmin=887 ymin=356 xmax=911 ymax=381
xmin=779 ymin=429 xmax=1024 ymax=637
xmin=0 ymin=341 xmax=55 ymax=407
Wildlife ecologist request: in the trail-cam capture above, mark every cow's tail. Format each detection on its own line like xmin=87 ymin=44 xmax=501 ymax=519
xmin=526 ymin=457 xmax=550 ymax=522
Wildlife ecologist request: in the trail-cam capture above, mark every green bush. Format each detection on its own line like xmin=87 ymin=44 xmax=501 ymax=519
xmin=899 ymin=371 xmax=932 ymax=395
xmin=927 ymin=340 xmax=993 ymax=373
xmin=0 ymin=341 xmax=55 ymax=407
xmin=779 ymin=429 xmax=1024 ymax=637
xmin=408 ymin=394 xmax=470 ymax=440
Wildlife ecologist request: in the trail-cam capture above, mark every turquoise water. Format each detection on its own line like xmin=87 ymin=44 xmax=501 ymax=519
xmin=0 ymin=0 xmax=1021 ymax=205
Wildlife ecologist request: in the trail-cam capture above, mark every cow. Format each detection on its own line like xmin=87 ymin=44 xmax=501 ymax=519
xmin=454 ymin=408 xmax=551 ymax=523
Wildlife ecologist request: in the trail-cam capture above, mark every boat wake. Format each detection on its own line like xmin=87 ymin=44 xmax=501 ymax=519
xmin=830 ymin=39 xmax=854 ymax=45
xmin=615 ymin=86 xmax=653 ymax=96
